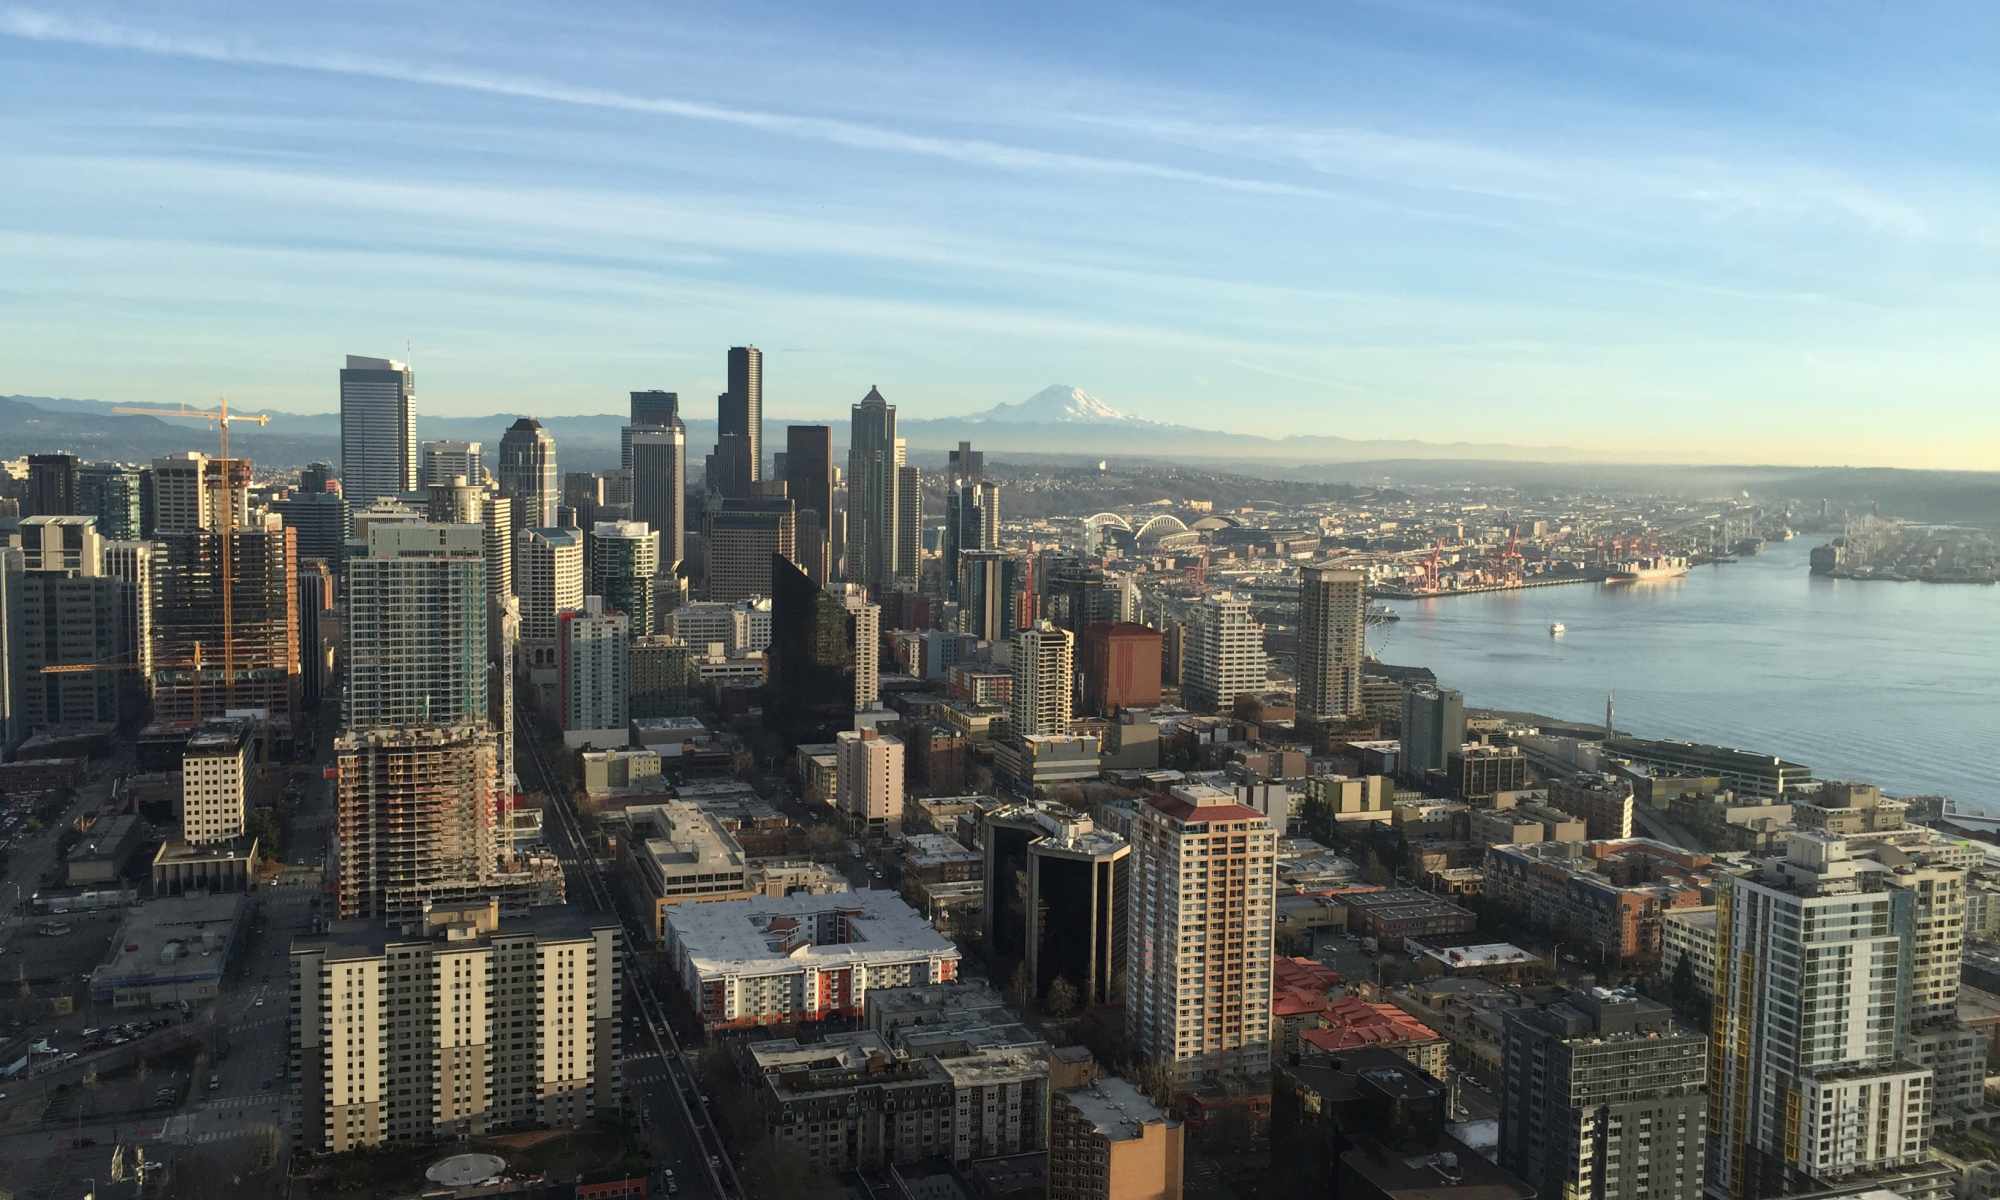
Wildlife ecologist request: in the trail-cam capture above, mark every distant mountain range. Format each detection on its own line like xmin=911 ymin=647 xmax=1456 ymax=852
xmin=0 ymin=385 xmax=1589 ymax=471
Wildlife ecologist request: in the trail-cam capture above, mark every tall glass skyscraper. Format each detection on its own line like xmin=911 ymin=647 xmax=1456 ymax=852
xmin=338 ymin=355 xmax=416 ymax=507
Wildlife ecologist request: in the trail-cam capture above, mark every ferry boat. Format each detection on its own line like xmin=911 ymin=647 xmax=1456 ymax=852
xmin=1548 ymin=622 xmax=1566 ymax=636
xmin=1604 ymin=555 xmax=1690 ymax=583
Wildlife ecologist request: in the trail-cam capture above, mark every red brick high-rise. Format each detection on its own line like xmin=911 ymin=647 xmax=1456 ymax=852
xmin=1079 ymin=621 xmax=1163 ymax=716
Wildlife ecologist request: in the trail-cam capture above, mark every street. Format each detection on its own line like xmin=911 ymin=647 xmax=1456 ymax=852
xmin=515 ymin=711 xmax=739 ymax=1200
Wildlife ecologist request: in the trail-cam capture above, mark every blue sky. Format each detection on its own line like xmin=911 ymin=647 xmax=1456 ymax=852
xmin=4 ymin=1 xmax=2000 ymax=465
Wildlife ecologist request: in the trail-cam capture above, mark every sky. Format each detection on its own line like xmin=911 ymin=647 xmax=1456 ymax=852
xmin=5 ymin=1 xmax=2000 ymax=467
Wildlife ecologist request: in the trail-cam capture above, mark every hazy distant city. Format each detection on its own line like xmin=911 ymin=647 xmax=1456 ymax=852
xmin=8 ymin=4 xmax=2000 ymax=1200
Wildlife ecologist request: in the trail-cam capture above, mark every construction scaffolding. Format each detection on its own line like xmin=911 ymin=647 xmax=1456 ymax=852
xmin=151 ymin=523 xmax=301 ymax=731
xmin=334 ymin=724 xmax=500 ymax=921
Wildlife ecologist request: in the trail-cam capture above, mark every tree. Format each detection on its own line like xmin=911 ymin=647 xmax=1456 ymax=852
xmin=1008 ymin=961 xmax=1035 ymax=1012
xmin=1045 ymin=976 xmax=1080 ymax=1019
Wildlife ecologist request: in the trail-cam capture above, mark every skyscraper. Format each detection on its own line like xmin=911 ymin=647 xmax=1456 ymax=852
xmin=983 ymin=802 xmax=1129 ymax=1009
xmin=1500 ymin=989 xmax=1707 ymax=1200
xmin=14 ymin=518 xmax=125 ymax=731
xmin=628 ymin=421 xmax=686 ymax=570
xmin=419 ymin=440 xmax=483 ymax=488
xmin=152 ymin=521 xmax=302 ymax=730
xmin=0 ymin=548 xmax=21 ymax=750
xmin=498 ymin=418 xmax=558 ymax=529
xmin=590 ymin=519 xmax=659 ymax=634
xmin=1078 ymin=622 xmax=1163 ymax=716
xmin=710 ymin=346 xmax=763 ymax=498
xmin=702 ymin=497 xmax=794 ymax=603
xmin=1400 ymin=685 xmax=1466 ymax=784
xmin=1709 ymin=834 xmax=1942 ymax=1198
xmin=784 ymin=425 xmax=833 ymax=583
xmin=1010 ymin=620 xmax=1074 ymax=738
xmin=1297 ymin=564 xmax=1365 ymax=725
xmin=273 ymin=488 xmax=352 ymax=569
xmin=846 ymin=386 xmax=898 ymax=592
xmin=103 ymin=538 xmax=158 ymax=684
xmin=151 ymin=451 xmax=212 ymax=533
xmin=339 ymin=355 xmax=417 ymax=507
xmin=78 ymin=462 xmax=143 ymax=541
xmin=481 ymin=491 xmax=513 ymax=608
xmin=1126 ymin=784 xmax=1276 ymax=1086
xmin=624 ymin=389 xmax=679 ymax=470
xmin=25 ymin=453 xmax=79 ymax=517
xmin=1181 ymin=594 xmax=1266 ymax=714
xmin=958 ymin=550 xmax=1031 ymax=643
xmin=344 ymin=522 xmax=488 ymax=729
xmin=944 ymin=475 xmax=1000 ymax=601
xmin=835 ymin=727 xmax=904 ymax=836
xmin=895 ymin=461 xmax=923 ymax=591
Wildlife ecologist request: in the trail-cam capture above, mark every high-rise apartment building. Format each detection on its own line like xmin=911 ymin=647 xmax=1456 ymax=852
xmin=1126 ymin=784 xmax=1276 ymax=1086
xmin=628 ymin=421 xmax=686 ymax=570
xmin=784 ymin=425 xmax=833 ymax=583
xmin=836 ymin=728 xmax=905 ymax=836
xmin=291 ymin=900 xmax=619 ymax=1153
xmin=298 ymin=557 xmax=332 ymax=710
xmin=1710 ymin=833 xmax=1938 ymax=1198
xmin=702 ymin=496 xmax=794 ymax=602
xmin=333 ymin=724 xmax=500 ymax=921
xmin=1181 ymin=594 xmax=1266 ymax=714
xmin=1079 ymin=621 xmax=1163 ymax=716
xmin=78 ymin=462 xmax=143 ymax=540
xmin=559 ymin=596 xmax=629 ymax=749
xmin=480 ymin=491 xmax=513 ymax=608
xmin=1296 ymin=564 xmax=1364 ymax=724
xmin=339 ymin=355 xmax=417 ymax=507
xmin=151 ymin=521 xmax=301 ymax=730
xmin=513 ymin=527 xmax=583 ymax=674
xmin=181 ymin=723 xmax=249 ymax=846
xmin=498 ymin=418 xmax=558 ymax=529
xmin=344 ymin=522 xmax=488 ymax=729
xmin=1010 ymin=620 xmax=1075 ymax=738
xmin=419 ymin=440 xmax=483 ymax=489
xmin=589 ymin=519 xmax=659 ymax=634
xmin=103 ymin=538 xmax=157 ymax=683
xmin=942 ymin=441 xmax=995 ymax=601
xmin=847 ymin=386 xmax=899 ymax=591
xmin=0 ymin=547 xmax=22 ymax=750
xmin=1401 ymin=685 xmax=1466 ymax=784
xmin=1500 ymin=988 xmax=1707 ymax=1200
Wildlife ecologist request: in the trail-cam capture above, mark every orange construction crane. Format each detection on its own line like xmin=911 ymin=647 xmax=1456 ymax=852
xmin=111 ymin=399 xmax=272 ymax=714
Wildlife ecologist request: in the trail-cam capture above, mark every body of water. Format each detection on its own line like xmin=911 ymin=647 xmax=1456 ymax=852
xmin=1378 ymin=537 xmax=2000 ymax=812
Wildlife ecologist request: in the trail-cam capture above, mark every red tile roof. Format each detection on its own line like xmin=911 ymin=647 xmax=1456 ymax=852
xmin=1145 ymin=793 xmax=1270 ymax=824
xmin=1300 ymin=998 xmax=1444 ymax=1054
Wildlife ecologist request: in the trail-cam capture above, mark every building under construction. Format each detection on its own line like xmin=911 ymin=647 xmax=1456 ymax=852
xmin=150 ymin=519 xmax=301 ymax=739
xmin=334 ymin=724 xmax=500 ymax=921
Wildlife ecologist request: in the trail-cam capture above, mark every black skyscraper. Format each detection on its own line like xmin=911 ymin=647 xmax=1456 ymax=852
xmin=767 ymin=553 xmax=855 ymax=743
xmin=784 ymin=425 xmax=833 ymax=582
xmin=630 ymin=390 xmax=679 ymax=427
xmin=712 ymin=346 xmax=762 ymax=497
xmin=26 ymin=454 xmax=79 ymax=517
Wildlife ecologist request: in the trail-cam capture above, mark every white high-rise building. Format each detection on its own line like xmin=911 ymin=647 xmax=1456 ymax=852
xmin=181 ymin=723 xmax=248 ymax=846
xmin=150 ymin=451 xmax=212 ymax=533
xmin=835 ymin=583 xmax=880 ymax=712
xmin=344 ymin=522 xmax=489 ymax=729
xmin=290 ymin=900 xmax=620 ymax=1153
xmin=419 ymin=440 xmax=483 ymax=488
xmin=1010 ymin=620 xmax=1074 ymax=738
xmin=1126 ymin=784 xmax=1276 ymax=1086
xmin=559 ymin=596 xmax=629 ymax=750
xmin=1296 ymin=564 xmax=1365 ymax=723
xmin=1181 ymin=594 xmax=1266 ymax=714
xmin=514 ymin=526 xmax=584 ymax=675
xmin=339 ymin=355 xmax=417 ymax=507
xmin=835 ymin=728 xmax=904 ymax=836
xmin=1710 ymin=833 xmax=1941 ymax=1197
xmin=481 ymin=491 xmax=513 ymax=607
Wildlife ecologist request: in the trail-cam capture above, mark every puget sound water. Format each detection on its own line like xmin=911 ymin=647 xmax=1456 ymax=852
xmin=1378 ymin=536 xmax=2000 ymax=813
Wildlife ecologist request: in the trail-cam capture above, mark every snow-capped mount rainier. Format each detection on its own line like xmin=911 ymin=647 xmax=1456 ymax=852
xmin=964 ymin=385 xmax=1156 ymax=426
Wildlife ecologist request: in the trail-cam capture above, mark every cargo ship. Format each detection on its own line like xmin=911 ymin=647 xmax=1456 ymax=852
xmin=1604 ymin=555 xmax=1689 ymax=583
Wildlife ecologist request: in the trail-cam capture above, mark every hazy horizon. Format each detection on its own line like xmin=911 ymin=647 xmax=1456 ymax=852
xmin=7 ymin=2 xmax=2000 ymax=467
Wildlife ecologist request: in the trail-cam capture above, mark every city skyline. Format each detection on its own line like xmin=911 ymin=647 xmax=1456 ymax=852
xmin=8 ymin=3 xmax=2000 ymax=466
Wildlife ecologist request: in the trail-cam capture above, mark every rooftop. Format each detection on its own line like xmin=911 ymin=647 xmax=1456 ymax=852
xmin=902 ymin=833 xmax=979 ymax=869
xmin=666 ymin=889 xmax=958 ymax=974
xmin=1416 ymin=943 xmax=1539 ymax=969
xmin=1059 ymin=1075 xmax=1176 ymax=1141
xmin=94 ymin=892 xmax=247 ymax=986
